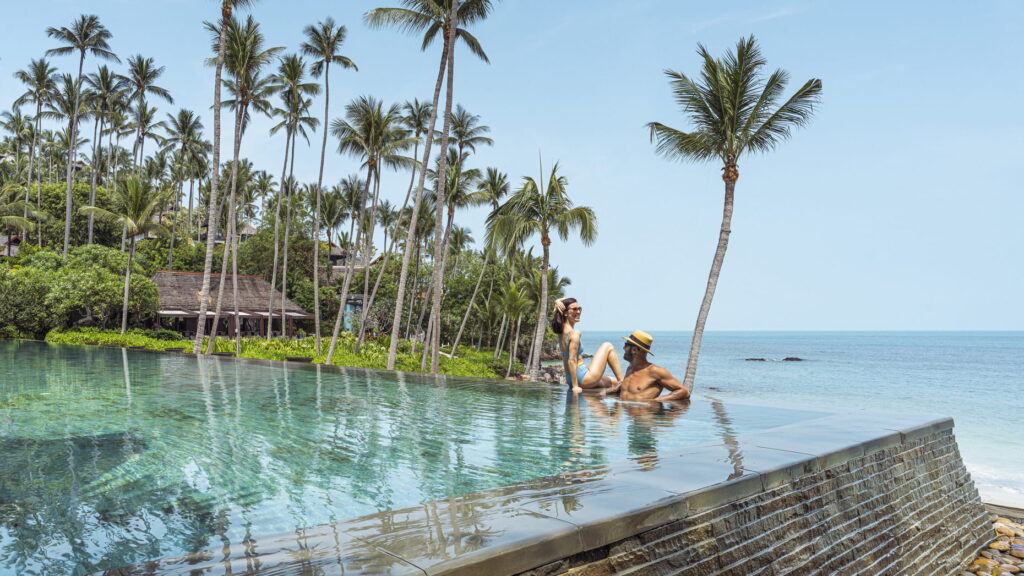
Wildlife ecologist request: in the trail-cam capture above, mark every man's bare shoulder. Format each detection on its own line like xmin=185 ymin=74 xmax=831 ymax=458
xmin=650 ymin=364 xmax=677 ymax=380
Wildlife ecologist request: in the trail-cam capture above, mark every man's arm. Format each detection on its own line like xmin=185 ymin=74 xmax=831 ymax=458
xmin=654 ymin=366 xmax=691 ymax=401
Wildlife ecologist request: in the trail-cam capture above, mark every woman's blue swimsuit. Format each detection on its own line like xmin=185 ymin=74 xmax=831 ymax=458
xmin=562 ymin=345 xmax=588 ymax=387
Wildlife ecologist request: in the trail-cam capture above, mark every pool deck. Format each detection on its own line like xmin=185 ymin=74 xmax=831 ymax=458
xmin=100 ymin=404 xmax=970 ymax=576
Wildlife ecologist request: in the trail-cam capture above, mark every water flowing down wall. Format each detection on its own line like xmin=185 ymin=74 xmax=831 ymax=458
xmin=106 ymin=410 xmax=989 ymax=576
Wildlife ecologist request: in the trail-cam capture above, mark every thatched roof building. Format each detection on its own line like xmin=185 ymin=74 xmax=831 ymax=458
xmin=152 ymin=270 xmax=312 ymax=336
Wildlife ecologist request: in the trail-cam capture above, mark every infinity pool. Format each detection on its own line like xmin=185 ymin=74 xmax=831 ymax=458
xmin=0 ymin=340 xmax=827 ymax=575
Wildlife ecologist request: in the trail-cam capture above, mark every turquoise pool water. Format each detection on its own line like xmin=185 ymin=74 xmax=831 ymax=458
xmin=0 ymin=340 xmax=827 ymax=575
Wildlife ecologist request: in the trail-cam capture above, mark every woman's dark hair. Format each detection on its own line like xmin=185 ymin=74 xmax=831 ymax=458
xmin=550 ymin=297 xmax=578 ymax=334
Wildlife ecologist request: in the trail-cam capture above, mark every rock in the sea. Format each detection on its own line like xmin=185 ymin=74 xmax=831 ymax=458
xmin=782 ymin=356 xmax=804 ymax=361
xmin=745 ymin=357 xmax=767 ymax=362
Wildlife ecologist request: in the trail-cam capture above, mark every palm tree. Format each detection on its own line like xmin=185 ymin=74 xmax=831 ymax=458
xmin=0 ymin=186 xmax=44 ymax=256
xmin=194 ymin=0 xmax=259 ymax=355
xmin=46 ymin=14 xmax=119 ymax=257
xmin=43 ymin=74 xmax=93 ymax=187
xmin=376 ymin=199 xmax=398 ymax=256
xmin=206 ymin=15 xmax=281 ymax=355
xmin=448 ymin=103 xmax=492 ymax=158
xmin=326 ymin=95 xmax=414 ymax=360
xmin=83 ymin=65 xmax=128 ymax=243
xmin=320 ymin=185 xmax=347 ymax=255
xmin=127 ymin=101 xmax=166 ymax=175
xmin=80 ymin=177 xmax=168 ymax=334
xmin=647 ymin=36 xmax=822 ymax=390
xmin=499 ymin=280 xmax=532 ymax=376
xmin=301 ymin=17 xmax=357 ymax=355
xmin=266 ymin=55 xmax=319 ymax=339
xmin=0 ymin=109 xmax=32 ymax=177
xmin=447 ymin=225 xmax=472 ymax=269
xmin=14 ymin=58 xmax=58 ymax=229
xmin=124 ymin=55 xmax=173 ymax=168
xmin=162 ymin=109 xmax=205 ymax=268
xmin=487 ymin=162 xmax=597 ymax=379
xmin=366 ymin=0 xmax=495 ymax=371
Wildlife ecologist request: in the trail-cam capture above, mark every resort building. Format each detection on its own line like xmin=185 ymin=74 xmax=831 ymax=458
xmin=151 ymin=270 xmax=313 ymax=337
xmin=0 ymin=234 xmax=19 ymax=258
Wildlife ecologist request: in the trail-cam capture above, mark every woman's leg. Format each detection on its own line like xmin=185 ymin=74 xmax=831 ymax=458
xmin=581 ymin=342 xmax=625 ymax=388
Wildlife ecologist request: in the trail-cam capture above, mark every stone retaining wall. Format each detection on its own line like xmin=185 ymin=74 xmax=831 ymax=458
xmin=520 ymin=429 xmax=989 ymax=576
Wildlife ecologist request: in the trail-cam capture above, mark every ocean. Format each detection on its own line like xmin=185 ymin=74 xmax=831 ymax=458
xmin=581 ymin=330 xmax=1024 ymax=508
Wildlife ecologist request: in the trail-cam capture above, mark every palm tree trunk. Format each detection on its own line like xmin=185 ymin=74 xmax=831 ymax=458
xmin=682 ymin=177 xmax=734 ymax=391
xmin=450 ymin=250 xmax=489 ymax=355
xmin=506 ymin=316 xmax=521 ymax=376
xmin=526 ymin=237 xmax=552 ymax=379
xmin=87 ymin=114 xmax=103 ymax=244
xmin=426 ymin=6 xmax=460 ymax=374
xmin=354 ymin=171 xmax=382 ymax=351
xmin=494 ymin=314 xmax=507 ymax=360
xmin=279 ymin=131 xmax=298 ymax=335
xmin=26 ymin=102 xmax=41 ymax=244
xmin=63 ymin=53 xmax=85 ymax=258
xmin=193 ymin=3 xmax=230 ymax=354
xmin=404 ymin=240 xmax=422 ymax=341
xmin=327 ymin=165 xmax=373 ymax=362
xmin=357 ymin=160 xmax=416 ymax=350
xmin=385 ymin=30 xmax=451 ymax=371
xmin=120 ymin=236 xmax=136 ymax=334
xmin=187 ymin=178 xmax=195 ymax=238
xmin=205 ymin=105 xmax=244 ymax=355
xmin=312 ymin=65 xmax=332 ymax=356
xmin=266 ymin=128 xmax=291 ymax=339
xmin=168 ymin=178 xmax=181 ymax=270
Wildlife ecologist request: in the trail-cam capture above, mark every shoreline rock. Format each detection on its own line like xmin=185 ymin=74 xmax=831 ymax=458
xmin=963 ymin=514 xmax=1024 ymax=574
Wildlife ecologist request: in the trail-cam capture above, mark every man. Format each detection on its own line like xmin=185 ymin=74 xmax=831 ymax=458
xmin=617 ymin=330 xmax=691 ymax=402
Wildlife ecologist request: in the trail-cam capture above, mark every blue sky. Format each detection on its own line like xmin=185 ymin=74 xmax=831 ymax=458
xmin=3 ymin=0 xmax=1022 ymax=331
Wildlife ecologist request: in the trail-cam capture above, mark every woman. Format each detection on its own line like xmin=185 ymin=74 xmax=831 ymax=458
xmin=552 ymin=297 xmax=625 ymax=393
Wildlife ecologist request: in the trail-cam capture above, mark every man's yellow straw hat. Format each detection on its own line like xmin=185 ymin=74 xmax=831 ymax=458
xmin=622 ymin=330 xmax=655 ymax=356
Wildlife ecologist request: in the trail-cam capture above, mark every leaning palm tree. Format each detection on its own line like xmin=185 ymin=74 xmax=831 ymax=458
xmin=487 ymin=162 xmax=596 ymax=379
xmin=448 ymin=165 xmax=508 ymax=354
xmin=46 ymin=14 xmax=119 ymax=257
xmin=194 ymin=0 xmax=259 ymax=355
xmin=13 ymin=58 xmax=58 ymax=231
xmin=124 ymin=55 xmax=174 ymax=168
xmin=647 ymin=36 xmax=822 ymax=391
xmin=80 ymin=177 xmax=168 ymax=334
xmin=301 ymin=17 xmax=357 ymax=354
xmin=366 ymin=0 xmax=495 ymax=371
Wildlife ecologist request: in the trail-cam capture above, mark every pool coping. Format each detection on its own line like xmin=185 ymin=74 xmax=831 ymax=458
xmin=86 ymin=350 xmax=954 ymax=576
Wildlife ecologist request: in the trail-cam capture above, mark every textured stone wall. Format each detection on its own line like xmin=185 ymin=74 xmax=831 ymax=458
xmin=519 ymin=429 xmax=990 ymax=576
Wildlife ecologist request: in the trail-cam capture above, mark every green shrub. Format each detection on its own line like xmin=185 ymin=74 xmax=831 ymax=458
xmin=42 ymin=329 xmax=507 ymax=379
xmin=128 ymin=328 xmax=183 ymax=341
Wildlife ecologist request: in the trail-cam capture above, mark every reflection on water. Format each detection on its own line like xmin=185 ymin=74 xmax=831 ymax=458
xmin=0 ymin=341 xmax=825 ymax=575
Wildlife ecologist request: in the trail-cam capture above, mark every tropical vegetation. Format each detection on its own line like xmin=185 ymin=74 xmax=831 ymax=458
xmin=1 ymin=5 xmax=819 ymax=387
